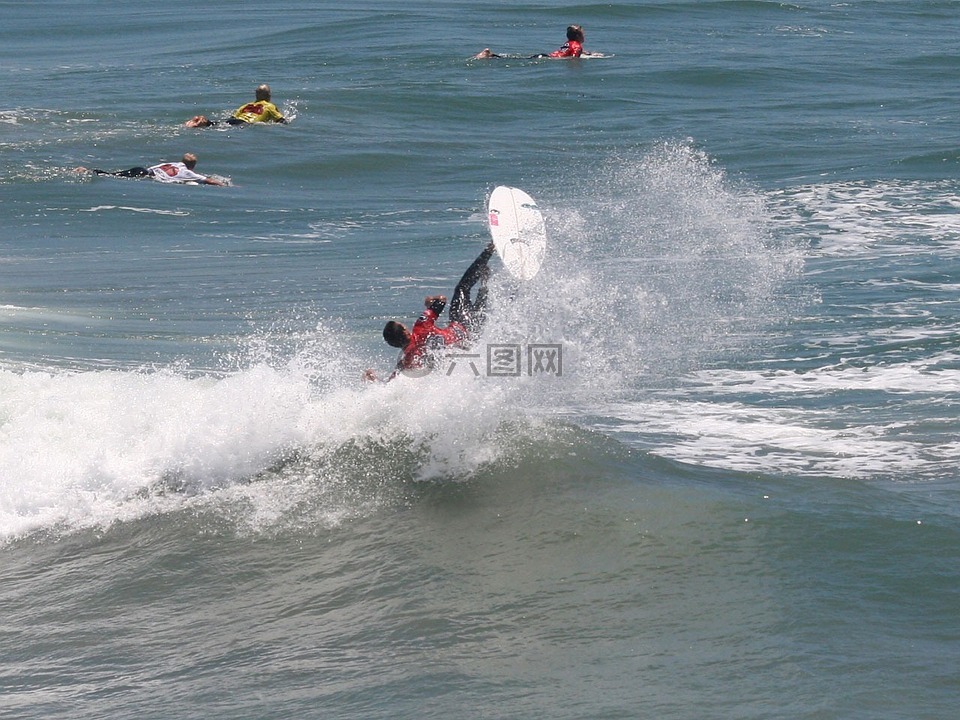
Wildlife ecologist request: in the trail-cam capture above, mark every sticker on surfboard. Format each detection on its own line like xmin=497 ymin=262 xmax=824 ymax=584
xmin=487 ymin=185 xmax=546 ymax=281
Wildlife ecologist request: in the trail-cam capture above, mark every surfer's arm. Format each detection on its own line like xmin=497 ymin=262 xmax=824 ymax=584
xmin=364 ymin=364 xmax=405 ymax=383
xmin=425 ymin=295 xmax=447 ymax=315
xmin=266 ymin=103 xmax=287 ymax=123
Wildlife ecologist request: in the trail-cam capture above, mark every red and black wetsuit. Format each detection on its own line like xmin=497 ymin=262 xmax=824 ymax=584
xmin=549 ymin=39 xmax=583 ymax=58
xmin=392 ymin=244 xmax=494 ymax=376
xmin=395 ymin=304 xmax=468 ymax=374
xmin=449 ymin=243 xmax=494 ymax=332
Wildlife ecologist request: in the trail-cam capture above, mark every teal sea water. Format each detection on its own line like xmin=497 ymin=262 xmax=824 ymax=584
xmin=2 ymin=1 xmax=960 ymax=718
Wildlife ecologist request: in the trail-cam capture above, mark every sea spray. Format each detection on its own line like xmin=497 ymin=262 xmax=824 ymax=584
xmin=0 ymin=326 xmax=546 ymax=540
xmin=0 ymin=144 xmax=807 ymax=540
xmin=484 ymin=141 xmax=806 ymax=405
xmin=0 ymin=364 xmax=315 ymax=539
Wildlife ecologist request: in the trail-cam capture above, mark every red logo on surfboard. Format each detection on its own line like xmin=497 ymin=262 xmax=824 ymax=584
xmin=489 ymin=212 xmax=499 ymax=226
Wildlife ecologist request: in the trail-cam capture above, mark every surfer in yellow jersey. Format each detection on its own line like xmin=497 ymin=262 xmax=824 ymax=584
xmin=473 ymin=24 xmax=588 ymax=60
xmin=184 ymin=84 xmax=287 ymax=128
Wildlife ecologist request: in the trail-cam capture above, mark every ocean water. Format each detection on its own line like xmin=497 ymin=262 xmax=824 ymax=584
xmin=2 ymin=1 xmax=959 ymax=718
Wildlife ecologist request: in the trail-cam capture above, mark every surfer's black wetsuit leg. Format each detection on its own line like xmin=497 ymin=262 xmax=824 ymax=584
xmin=449 ymin=244 xmax=495 ymax=333
xmin=94 ymin=167 xmax=150 ymax=178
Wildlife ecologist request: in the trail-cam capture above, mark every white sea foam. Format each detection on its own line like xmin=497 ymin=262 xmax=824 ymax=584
xmin=685 ymin=352 xmax=960 ymax=396
xmin=78 ymin=205 xmax=190 ymax=216
xmin=599 ymin=346 xmax=960 ymax=481
xmin=769 ymin=180 xmax=960 ymax=256
xmin=0 ymin=365 xmax=296 ymax=537
xmin=601 ymin=398 xmax=933 ymax=480
xmin=585 ymin=175 xmax=960 ymax=482
xmin=0 ymin=329 xmax=540 ymax=540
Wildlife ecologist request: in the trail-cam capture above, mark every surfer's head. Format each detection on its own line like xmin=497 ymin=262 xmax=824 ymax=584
xmin=566 ymin=25 xmax=584 ymax=43
xmin=184 ymin=115 xmax=212 ymax=128
xmin=181 ymin=153 xmax=199 ymax=169
xmin=383 ymin=321 xmax=410 ymax=348
xmin=255 ymin=84 xmax=272 ymax=101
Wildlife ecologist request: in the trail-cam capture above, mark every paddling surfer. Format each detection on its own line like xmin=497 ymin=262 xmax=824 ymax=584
xmin=74 ymin=153 xmax=227 ymax=186
xmin=184 ymin=84 xmax=287 ymax=128
xmin=473 ymin=24 xmax=587 ymax=60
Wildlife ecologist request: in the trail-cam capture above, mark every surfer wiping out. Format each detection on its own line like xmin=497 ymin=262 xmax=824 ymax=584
xmin=184 ymin=84 xmax=287 ymax=128
xmin=74 ymin=152 xmax=228 ymax=186
xmin=473 ymin=24 xmax=588 ymax=60
xmin=364 ymin=242 xmax=495 ymax=382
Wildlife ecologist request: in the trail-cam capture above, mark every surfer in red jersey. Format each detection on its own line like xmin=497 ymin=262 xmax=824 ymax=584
xmin=364 ymin=242 xmax=495 ymax=382
xmin=473 ymin=24 xmax=587 ymax=60
xmin=546 ymin=24 xmax=585 ymax=58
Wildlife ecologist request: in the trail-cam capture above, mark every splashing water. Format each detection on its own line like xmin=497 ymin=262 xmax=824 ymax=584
xmin=485 ymin=141 xmax=806 ymax=402
xmin=0 ymin=144 xmax=805 ymax=540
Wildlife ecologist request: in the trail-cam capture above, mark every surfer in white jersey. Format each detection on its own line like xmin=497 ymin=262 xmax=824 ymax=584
xmin=75 ymin=153 xmax=227 ymax=186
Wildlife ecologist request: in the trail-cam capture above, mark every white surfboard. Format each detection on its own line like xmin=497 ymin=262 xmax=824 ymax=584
xmin=487 ymin=186 xmax=546 ymax=281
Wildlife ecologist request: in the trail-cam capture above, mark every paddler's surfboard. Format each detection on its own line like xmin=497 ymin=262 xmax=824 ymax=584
xmin=487 ymin=186 xmax=546 ymax=281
